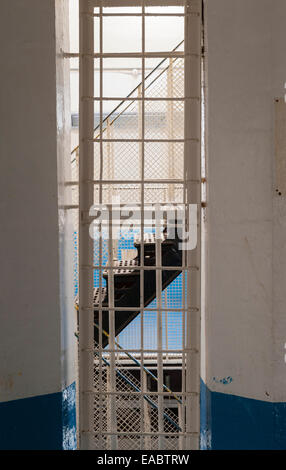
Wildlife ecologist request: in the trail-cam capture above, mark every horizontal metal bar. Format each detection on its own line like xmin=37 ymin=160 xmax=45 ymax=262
xmin=64 ymin=51 xmax=186 ymax=59
xmin=90 ymin=138 xmax=188 ymax=143
xmin=83 ymin=390 xmax=199 ymax=397
xmin=82 ymin=306 xmax=200 ymax=312
xmin=65 ymin=178 xmax=200 ymax=186
xmin=91 ymin=178 xmax=186 ymax=183
xmin=82 ymin=265 xmax=199 ymax=271
xmin=65 ymin=179 xmax=184 ymax=185
xmin=90 ymin=0 xmax=185 ymax=7
xmin=89 ymin=13 xmax=186 ymax=17
xmin=58 ymin=204 xmax=79 ymax=210
xmin=71 ymin=66 xmax=166 ymax=72
xmin=81 ymin=431 xmax=199 ymax=436
xmin=86 ymin=348 xmax=198 ymax=354
xmin=59 ymin=203 xmax=207 ymax=209
xmin=94 ymin=356 xmax=184 ymax=362
xmin=83 ymin=96 xmax=197 ymax=102
xmin=82 ymin=220 xmax=201 ymax=228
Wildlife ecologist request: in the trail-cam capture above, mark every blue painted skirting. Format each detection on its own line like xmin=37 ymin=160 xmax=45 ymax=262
xmin=200 ymin=380 xmax=286 ymax=450
xmin=0 ymin=382 xmax=76 ymax=450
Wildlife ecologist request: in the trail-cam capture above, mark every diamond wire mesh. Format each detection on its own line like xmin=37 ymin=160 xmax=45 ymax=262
xmin=93 ymin=348 xmax=181 ymax=450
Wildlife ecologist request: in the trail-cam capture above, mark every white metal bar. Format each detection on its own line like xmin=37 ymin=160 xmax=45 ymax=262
xmin=164 ymin=296 xmax=168 ymax=361
xmin=139 ymin=4 xmax=145 ymax=443
xmin=90 ymin=0 xmax=185 ymax=6
xmin=143 ymin=371 xmax=152 ymax=449
xmin=91 ymin=138 xmax=189 ymax=142
xmin=103 ymin=1 xmax=118 ymax=448
xmin=185 ymin=0 xmax=201 ymax=450
xmin=155 ymin=204 xmax=164 ymax=450
xmin=78 ymin=0 xmax=94 ymax=451
xmin=65 ymin=51 xmax=186 ymax=58
xmin=90 ymin=13 xmax=185 ymax=17
xmin=106 ymin=118 xmax=112 ymax=201
xmin=167 ymin=58 xmax=175 ymax=201
xmin=108 ymin=211 xmax=118 ymax=449
xmin=92 ymin=348 xmax=197 ymax=353
xmin=97 ymin=2 xmax=104 ymax=450
xmin=89 ymin=390 xmax=198 ymax=397
xmin=89 ymin=306 xmax=199 ymax=312
xmin=138 ymin=82 xmax=144 ymax=448
xmin=84 ymin=96 xmax=189 ymax=101
xmin=84 ymin=431 xmax=198 ymax=436
xmin=65 ymin=178 xmax=199 ymax=184
xmin=85 ymin=265 xmax=199 ymax=271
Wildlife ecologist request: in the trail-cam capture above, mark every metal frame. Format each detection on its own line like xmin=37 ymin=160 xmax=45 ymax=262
xmin=78 ymin=0 xmax=94 ymax=450
xmin=77 ymin=0 xmax=201 ymax=450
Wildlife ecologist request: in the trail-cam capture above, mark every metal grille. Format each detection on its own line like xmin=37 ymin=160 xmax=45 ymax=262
xmin=69 ymin=0 xmax=202 ymax=451
xmin=93 ymin=343 xmax=182 ymax=450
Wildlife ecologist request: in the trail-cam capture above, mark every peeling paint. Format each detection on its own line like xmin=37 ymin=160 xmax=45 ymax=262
xmin=213 ymin=376 xmax=233 ymax=385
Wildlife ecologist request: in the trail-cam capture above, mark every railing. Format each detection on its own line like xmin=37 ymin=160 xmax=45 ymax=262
xmin=70 ymin=40 xmax=184 ymax=159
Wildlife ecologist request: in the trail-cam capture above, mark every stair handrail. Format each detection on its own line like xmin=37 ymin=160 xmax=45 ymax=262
xmin=94 ymin=322 xmax=182 ymax=405
xmin=71 ymin=40 xmax=184 ymax=158
xmin=96 ymin=349 xmax=181 ymax=432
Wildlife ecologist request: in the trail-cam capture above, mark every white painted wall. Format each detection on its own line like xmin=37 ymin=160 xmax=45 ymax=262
xmin=56 ymin=0 xmax=77 ymax=392
xmin=0 ymin=0 xmax=75 ymax=402
xmin=204 ymin=0 xmax=286 ymax=402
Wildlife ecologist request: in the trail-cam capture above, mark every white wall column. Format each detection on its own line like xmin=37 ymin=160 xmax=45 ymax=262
xmin=0 ymin=0 xmax=76 ymax=450
xmin=203 ymin=0 xmax=286 ymax=449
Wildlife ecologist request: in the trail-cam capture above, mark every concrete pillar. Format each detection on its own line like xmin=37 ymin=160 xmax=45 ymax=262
xmin=0 ymin=0 xmax=76 ymax=449
xmin=202 ymin=0 xmax=286 ymax=449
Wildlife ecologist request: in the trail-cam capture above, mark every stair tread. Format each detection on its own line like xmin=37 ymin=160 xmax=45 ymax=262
xmin=75 ymin=230 xmax=182 ymax=347
xmin=75 ymin=287 xmax=107 ymax=308
xmin=103 ymin=259 xmax=139 ymax=276
xmin=93 ymin=287 xmax=107 ymax=305
xmin=134 ymin=231 xmax=174 ymax=246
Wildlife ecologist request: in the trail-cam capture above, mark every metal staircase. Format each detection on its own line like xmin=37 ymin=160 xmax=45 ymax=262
xmin=94 ymin=226 xmax=182 ymax=347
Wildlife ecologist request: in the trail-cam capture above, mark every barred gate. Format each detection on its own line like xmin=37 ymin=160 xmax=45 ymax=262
xmin=67 ymin=0 xmax=201 ymax=450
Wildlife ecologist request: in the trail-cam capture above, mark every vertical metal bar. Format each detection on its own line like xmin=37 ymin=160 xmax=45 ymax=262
xmin=164 ymin=293 xmax=168 ymax=361
xmin=143 ymin=371 xmax=151 ymax=449
xmin=178 ymin=403 xmax=184 ymax=450
xmin=98 ymin=1 xmax=104 ymax=450
xmin=106 ymin=367 xmax=112 ymax=449
xmin=79 ymin=0 xmax=94 ymax=450
xmin=138 ymin=82 xmax=145 ymax=450
xmin=107 ymin=119 xmax=118 ymax=258
xmin=185 ymin=0 xmax=201 ymax=450
xmin=107 ymin=118 xmax=112 ymax=201
xmin=181 ymin=276 xmax=186 ymax=449
xmin=155 ymin=205 xmax=164 ymax=450
xmin=108 ymin=206 xmax=117 ymax=449
xmin=167 ymin=58 xmax=174 ymax=201
xmin=141 ymin=1 xmax=146 ymax=450
xmin=104 ymin=3 xmax=117 ymax=448
xmin=110 ymin=121 xmax=115 ymax=183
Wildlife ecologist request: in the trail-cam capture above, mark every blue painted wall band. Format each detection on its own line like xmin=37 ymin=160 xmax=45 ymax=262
xmin=200 ymin=380 xmax=286 ymax=450
xmin=0 ymin=382 xmax=76 ymax=450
